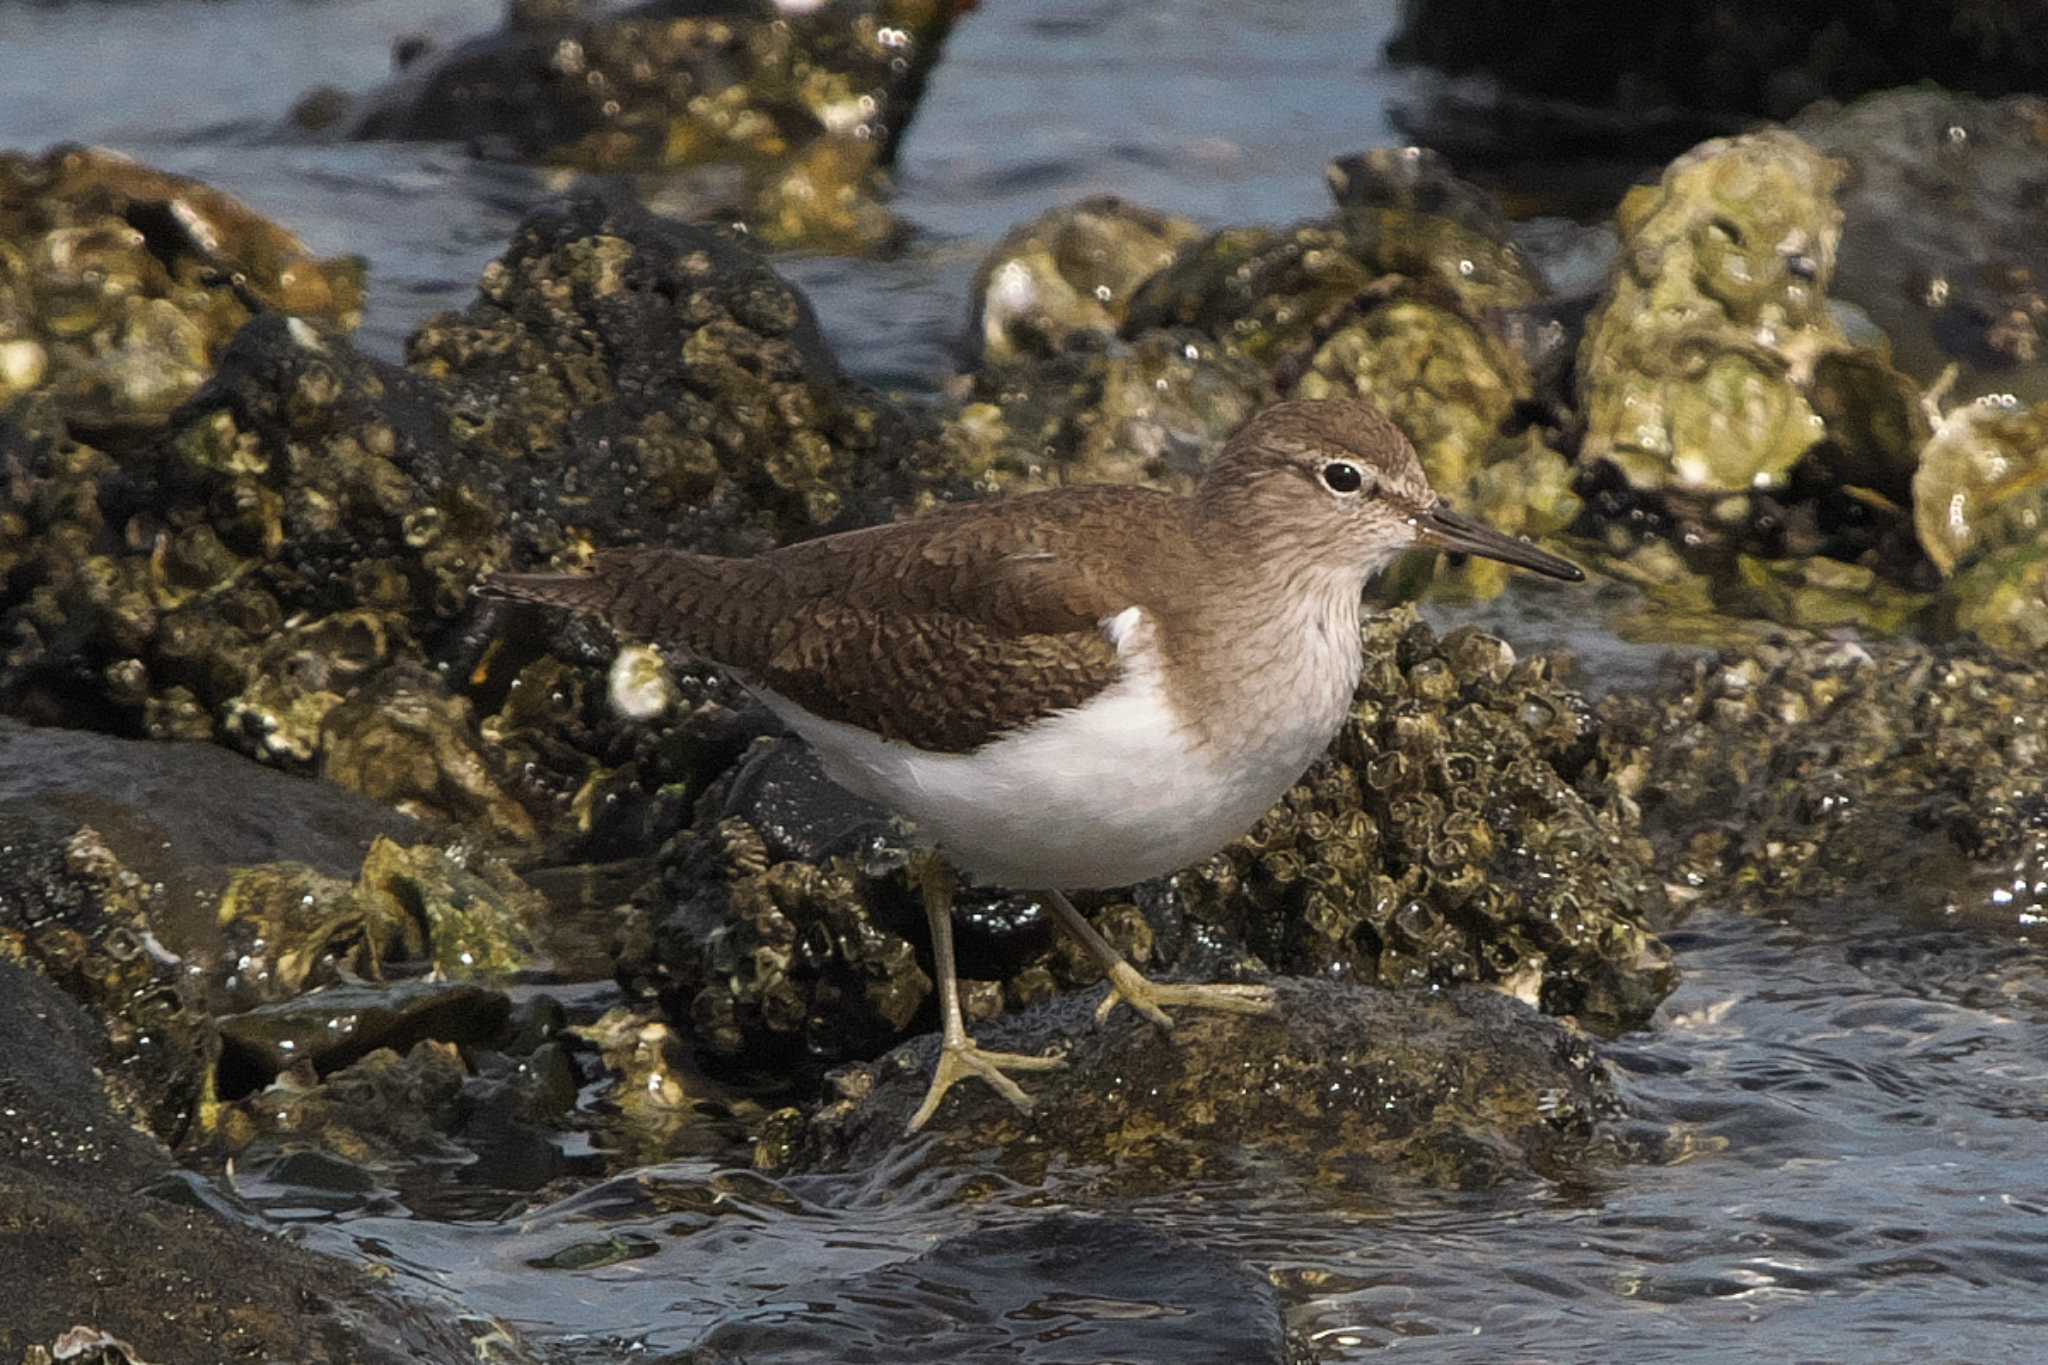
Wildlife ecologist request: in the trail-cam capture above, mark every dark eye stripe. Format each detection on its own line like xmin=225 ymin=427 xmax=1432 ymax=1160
xmin=1321 ymin=462 xmax=1364 ymax=494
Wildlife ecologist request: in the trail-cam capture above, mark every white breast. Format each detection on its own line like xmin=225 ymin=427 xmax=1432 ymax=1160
xmin=749 ymin=597 xmax=1363 ymax=892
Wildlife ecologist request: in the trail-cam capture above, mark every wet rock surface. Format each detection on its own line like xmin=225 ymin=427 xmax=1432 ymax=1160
xmin=1793 ymin=88 xmax=2048 ymax=406
xmin=0 ymin=960 xmax=477 ymax=1364
xmin=1600 ymin=633 xmax=2048 ymax=932
xmin=0 ymin=145 xmax=364 ymax=431
xmin=762 ymin=979 xmax=1625 ymax=1195
xmin=319 ymin=0 xmax=973 ymax=248
xmin=677 ymin=1214 xmax=1302 ymax=1364
xmin=0 ymin=719 xmax=608 ymax=1214
xmin=1385 ymin=0 xmax=2048 ymax=206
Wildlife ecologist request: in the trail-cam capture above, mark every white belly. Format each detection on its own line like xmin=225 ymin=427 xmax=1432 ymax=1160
xmin=749 ymin=603 xmax=1360 ymax=891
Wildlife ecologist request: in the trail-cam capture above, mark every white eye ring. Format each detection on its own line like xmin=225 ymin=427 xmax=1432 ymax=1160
xmin=1321 ymin=461 xmax=1366 ymax=495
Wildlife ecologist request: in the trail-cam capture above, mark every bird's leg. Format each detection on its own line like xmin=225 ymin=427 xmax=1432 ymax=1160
xmin=1040 ymin=888 xmax=1275 ymax=1029
xmin=904 ymin=852 xmax=1064 ymax=1134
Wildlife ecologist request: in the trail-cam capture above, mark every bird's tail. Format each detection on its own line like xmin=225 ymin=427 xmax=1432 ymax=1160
xmin=474 ymin=567 xmax=625 ymax=617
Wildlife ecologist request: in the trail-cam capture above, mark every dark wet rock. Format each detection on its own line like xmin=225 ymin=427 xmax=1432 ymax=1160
xmin=941 ymin=327 xmax=1271 ymax=495
xmin=0 ymin=957 xmax=177 ymax=1188
xmin=221 ymin=1034 xmax=585 ymax=1203
xmin=762 ymin=979 xmax=1624 ymax=1194
xmin=0 ymin=960 xmax=482 ymax=1364
xmin=677 ymin=1214 xmax=1300 ymax=1364
xmin=968 ymin=196 xmax=1202 ymax=365
xmin=1387 ymin=2 xmax=2048 ymax=161
xmin=0 ymin=145 xmax=364 ymax=431
xmin=1794 ymin=89 xmax=2048 ymax=406
xmin=217 ymin=978 xmax=512 ymax=1083
xmin=621 ymin=609 xmax=1674 ymax=1092
xmin=411 ymin=191 xmax=954 ymax=559
xmin=0 ymin=719 xmax=561 ymax=1180
xmin=1596 ymin=633 xmax=2048 ymax=932
xmin=334 ymin=0 xmax=973 ymax=248
xmin=0 ymin=820 xmax=222 ymax=1147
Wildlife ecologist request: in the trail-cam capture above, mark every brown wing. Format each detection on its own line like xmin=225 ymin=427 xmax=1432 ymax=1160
xmin=480 ymin=486 xmax=1183 ymax=753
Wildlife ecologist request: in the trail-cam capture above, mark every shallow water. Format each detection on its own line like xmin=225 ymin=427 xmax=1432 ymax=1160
xmin=7 ymin=2 xmax=2048 ymax=1360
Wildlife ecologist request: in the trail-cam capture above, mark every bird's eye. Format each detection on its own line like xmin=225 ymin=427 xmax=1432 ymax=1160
xmin=1321 ymin=461 xmax=1365 ymax=494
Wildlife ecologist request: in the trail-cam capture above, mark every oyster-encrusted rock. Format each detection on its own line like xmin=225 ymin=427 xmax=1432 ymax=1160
xmin=0 ymin=145 xmax=363 ymax=430
xmin=969 ymin=196 xmax=1201 ymax=364
xmin=1577 ymin=130 xmax=1846 ymax=496
xmin=329 ymin=0 xmax=973 ymax=248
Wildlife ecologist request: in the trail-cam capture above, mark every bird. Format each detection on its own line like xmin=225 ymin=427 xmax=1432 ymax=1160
xmin=478 ymin=396 xmax=1583 ymax=1130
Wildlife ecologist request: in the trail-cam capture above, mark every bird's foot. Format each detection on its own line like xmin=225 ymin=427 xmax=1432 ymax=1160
xmin=1095 ymin=961 xmax=1277 ymax=1030
xmin=905 ymin=1039 xmax=1066 ymax=1134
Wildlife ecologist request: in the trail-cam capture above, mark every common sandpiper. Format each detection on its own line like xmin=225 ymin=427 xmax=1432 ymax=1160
xmin=481 ymin=397 xmax=1583 ymax=1130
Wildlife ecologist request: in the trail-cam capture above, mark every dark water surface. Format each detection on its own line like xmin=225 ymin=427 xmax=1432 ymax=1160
xmin=7 ymin=2 xmax=2047 ymax=1360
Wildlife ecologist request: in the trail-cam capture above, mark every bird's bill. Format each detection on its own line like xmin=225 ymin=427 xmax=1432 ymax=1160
xmin=1412 ymin=504 xmax=1585 ymax=582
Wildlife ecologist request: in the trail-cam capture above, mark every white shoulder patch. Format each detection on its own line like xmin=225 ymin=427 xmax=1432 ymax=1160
xmin=1103 ymin=605 xmax=1146 ymax=652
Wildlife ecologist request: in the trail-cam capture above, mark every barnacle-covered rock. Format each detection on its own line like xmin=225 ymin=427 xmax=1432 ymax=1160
xmin=1793 ymin=89 xmax=2048 ymax=406
xmin=0 ymin=145 xmax=363 ymax=429
xmin=1578 ymin=130 xmax=1846 ymax=496
xmin=410 ymin=191 xmax=953 ymax=555
xmin=615 ymin=741 xmax=936 ymax=1080
xmin=969 ymin=196 xmax=1201 ymax=364
xmin=5 ymin=189 xmax=946 ymax=840
xmin=940 ymin=328 xmax=1270 ymax=495
xmin=1596 ymin=634 xmax=2048 ymax=930
xmin=0 ymin=315 xmax=502 ymax=756
xmin=0 ymin=822 xmax=216 ymax=1145
xmin=321 ymin=669 xmax=539 ymax=840
xmin=765 ymin=979 xmax=1629 ymax=1194
xmin=336 ymin=0 xmax=973 ymax=248
xmin=1173 ymin=610 xmax=1671 ymax=1026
